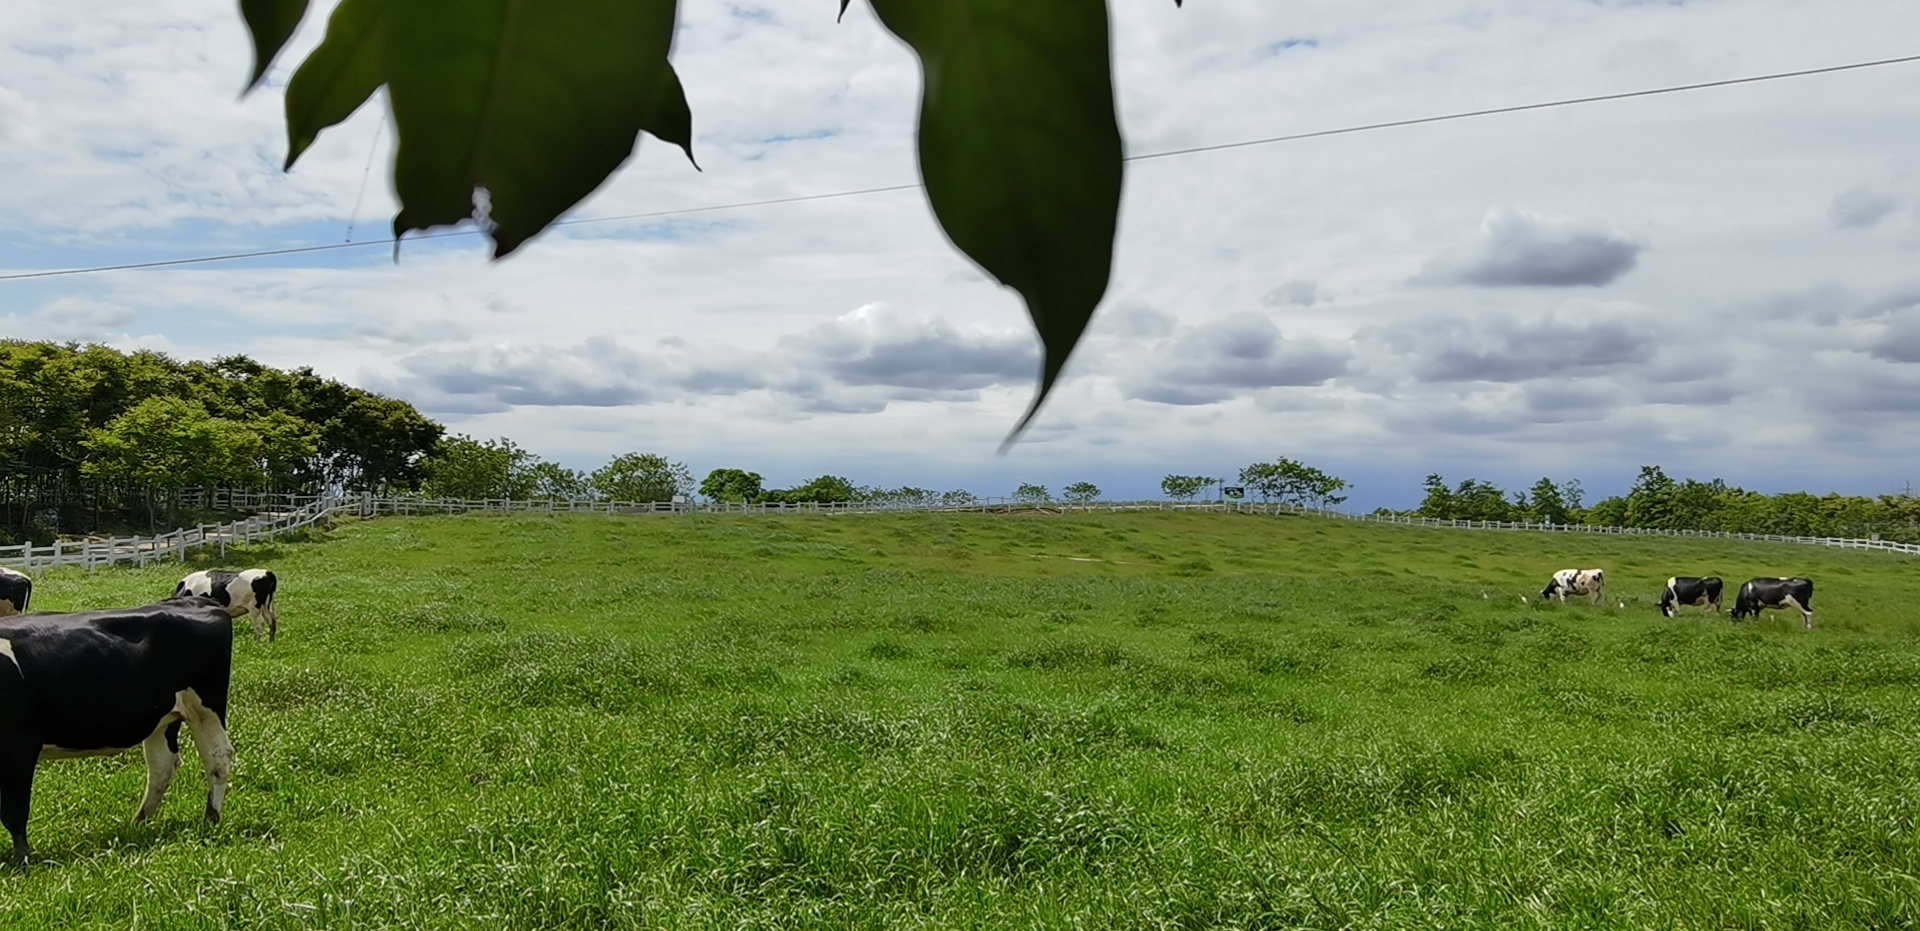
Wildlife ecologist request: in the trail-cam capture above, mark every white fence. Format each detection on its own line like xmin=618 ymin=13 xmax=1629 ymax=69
xmin=0 ymin=494 xmax=345 ymax=572
xmin=3 ymin=492 xmax=1915 ymax=572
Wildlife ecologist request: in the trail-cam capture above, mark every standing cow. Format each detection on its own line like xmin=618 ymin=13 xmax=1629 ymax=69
xmin=1541 ymin=568 xmax=1606 ymax=604
xmin=173 ymin=569 xmax=279 ymax=641
xmin=0 ymin=597 xmax=234 ymax=866
xmin=1732 ymin=577 xmax=1815 ymax=629
xmin=1659 ymin=576 xmax=1724 ymax=618
xmin=0 ymin=569 xmax=27 ymax=618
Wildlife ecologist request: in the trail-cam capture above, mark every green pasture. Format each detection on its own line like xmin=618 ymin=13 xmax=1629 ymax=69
xmin=4 ymin=510 xmax=1919 ymax=929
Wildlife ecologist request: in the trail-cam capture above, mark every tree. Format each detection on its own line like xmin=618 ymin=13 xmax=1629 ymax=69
xmin=762 ymin=475 xmax=857 ymax=505
xmin=856 ymin=485 xmax=942 ymax=507
xmin=1449 ymin=479 xmax=1517 ymax=522
xmin=1418 ymin=474 xmax=1455 ymax=518
xmin=1062 ymin=481 xmax=1101 ymax=504
xmin=244 ymin=1 xmax=1192 ymax=444
xmin=1239 ymin=458 xmax=1349 ymax=507
xmin=700 ymin=468 xmax=765 ymax=504
xmin=81 ymin=397 xmax=265 ymax=526
xmin=1160 ymin=474 xmax=1217 ymax=502
xmin=940 ymin=489 xmax=979 ymax=507
xmin=591 ymin=453 xmax=695 ymax=502
xmin=419 ymin=435 xmax=533 ymax=500
xmin=1624 ymin=465 xmax=1678 ymax=529
xmin=526 ymin=461 xmax=590 ymax=499
xmin=1523 ymin=477 xmax=1570 ymax=524
xmin=1013 ymin=483 xmax=1051 ymax=504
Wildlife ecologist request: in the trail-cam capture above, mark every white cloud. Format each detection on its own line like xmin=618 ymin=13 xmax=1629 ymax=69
xmin=1417 ymin=208 xmax=1644 ymax=288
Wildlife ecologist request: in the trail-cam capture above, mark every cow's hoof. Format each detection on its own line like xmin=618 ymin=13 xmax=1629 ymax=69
xmin=205 ymin=805 xmax=222 ymax=825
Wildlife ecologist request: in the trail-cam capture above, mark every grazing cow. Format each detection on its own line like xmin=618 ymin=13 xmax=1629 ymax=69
xmin=1541 ymin=568 xmax=1606 ymax=604
xmin=173 ymin=569 xmax=279 ymax=641
xmin=1732 ymin=577 xmax=1815 ymax=629
xmin=0 ymin=569 xmax=27 ymax=618
xmin=0 ymin=597 xmax=234 ymax=866
xmin=1659 ymin=576 xmax=1724 ymax=618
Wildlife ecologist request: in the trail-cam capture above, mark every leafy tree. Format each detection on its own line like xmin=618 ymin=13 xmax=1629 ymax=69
xmin=81 ymin=397 xmax=265 ymax=526
xmin=1160 ymin=474 xmax=1217 ymax=502
xmin=856 ymin=485 xmax=942 ymax=507
xmin=1624 ymin=465 xmax=1678 ymax=529
xmin=1449 ymin=479 xmax=1517 ymax=522
xmin=1013 ymin=483 xmax=1051 ymax=504
xmin=940 ymin=489 xmax=979 ymax=507
xmin=700 ymin=468 xmax=766 ymax=504
xmin=419 ymin=435 xmax=533 ymax=500
xmin=244 ymin=0 xmax=1193 ymax=442
xmin=1522 ymin=477 xmax=1570 ymax=524
xmin=1062 ymin=481 xmax=1101 ymax=504
xmin=249 ymin=411 xmax=321 ymax=493
xmin=1417 ymin=474 xmax=1455 ymax=518
xmin=1584 ymin=495 xmax=1629 ymax=527
xmin=763 ymin=475 xmax=857 ymax=505
xmin=526 ymin=460 xmax=590 ymax=499
xmin=1239 ymin=458 xmax=1349 ymax=507
xmin=591 ymin=453 xmax=695 ymax=502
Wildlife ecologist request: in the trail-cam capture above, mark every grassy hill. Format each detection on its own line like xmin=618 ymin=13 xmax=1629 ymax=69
xmin=11 ymin=511 xmax=1920 ymax=929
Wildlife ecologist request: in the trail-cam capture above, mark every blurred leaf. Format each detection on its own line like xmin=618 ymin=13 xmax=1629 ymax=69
xmin=865 ymin=0 xmax=1124 ymax=446
xmin=283 ymin=0 xmax=390 ymax=169
xmin=385 ymin=0 xmax=695 ymax=255
xmin=240 ymin=0 xmax=313 ymax=89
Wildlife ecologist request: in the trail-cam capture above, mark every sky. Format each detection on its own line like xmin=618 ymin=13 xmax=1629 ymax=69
xmin=3 ymin=0 xmax=1919 ymax=509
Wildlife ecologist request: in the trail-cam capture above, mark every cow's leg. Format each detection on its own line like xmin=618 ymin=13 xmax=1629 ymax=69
xmin=0 ymin=744 xmax=36 ymax=867
xmin=134 ymin=722 xmax=183 ymax=822
xmin=175 ymin=691 xmax=233 ymax=823
xmin=1786 ymin=596 xmax=1813 ymax=629
xmin=249 ymin=608 xmax=265 ymax=642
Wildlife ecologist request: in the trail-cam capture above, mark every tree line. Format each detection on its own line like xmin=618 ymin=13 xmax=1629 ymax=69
xmin=1404 ymin=467 xmax=1920 ymax=544
xmin=2 ymin=341 xmax=442 ymax=536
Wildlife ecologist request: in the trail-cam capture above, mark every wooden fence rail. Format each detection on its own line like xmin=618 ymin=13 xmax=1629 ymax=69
xmin=4 ymin=492 xmax=1915 ymax=573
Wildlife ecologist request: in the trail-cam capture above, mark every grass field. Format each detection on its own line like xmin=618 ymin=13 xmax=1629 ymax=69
xmin=5 ymin=510 xmax=1920 ymax=929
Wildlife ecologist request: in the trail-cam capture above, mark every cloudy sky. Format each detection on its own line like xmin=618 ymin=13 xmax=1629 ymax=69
xmin=3 ymin=0 xmax=1918 ymax=508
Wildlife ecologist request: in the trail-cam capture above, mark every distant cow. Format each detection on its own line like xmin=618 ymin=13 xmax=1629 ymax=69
xmin=0 ymin=569 xmax=27 ymax=617
xmin=1541 ymin=568 xmax=1606 ymax=604
xmin=173 ymin=569 xmax=278 ymax=641
xmin=1732 ymin=577 xmax=1815 ymax=629
xmin=1659 ymin=576 xmax=1724 ymax=618
xmin=0 ymin=597 xmax=234 ymax=866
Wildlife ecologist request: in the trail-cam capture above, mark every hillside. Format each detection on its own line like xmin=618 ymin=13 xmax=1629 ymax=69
xmin=13 ymin=511 xmax=1920 ymax=929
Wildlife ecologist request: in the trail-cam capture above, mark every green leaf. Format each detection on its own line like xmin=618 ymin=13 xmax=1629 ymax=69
xmin=283 ymin=0 xmax=390 ymax=170
xmin=240 ymin=0 xmax=313 ymax=89
xmin=864 ymin=0 xmax=1124 ymax=447
xmin=385 ymin=0 xmax=695 ymax=256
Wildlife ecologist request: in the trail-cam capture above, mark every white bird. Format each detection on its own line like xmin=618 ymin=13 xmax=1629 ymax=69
xmin=1520 ymin=595 xmax=1529 ymax=604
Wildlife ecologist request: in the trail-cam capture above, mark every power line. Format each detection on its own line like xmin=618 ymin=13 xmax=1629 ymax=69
xmin=3 ymin=52 xmax=1916 ymax=284
xmin=1127 ymin=52 xmax=1920 ymax=161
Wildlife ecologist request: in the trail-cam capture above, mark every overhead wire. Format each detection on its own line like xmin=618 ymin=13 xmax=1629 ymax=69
xmin=1 ymin=52 xmax=1916 ymax=284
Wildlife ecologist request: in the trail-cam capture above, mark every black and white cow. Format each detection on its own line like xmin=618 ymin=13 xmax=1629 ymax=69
xmin=1541 ymin=568 xmax=1606 ymax=604
xmin=0 ymin=597 xmax=234 ymax=866
xmin=173 ymin=569 xmax=279 ymax=641
xmin=0 ymin=569 xmax=27 ymax=618
xmin=1732 ymin=577 xmax=1815 ymax=629
xmin=1658 ymin=576 xmax=1723 ymax=618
